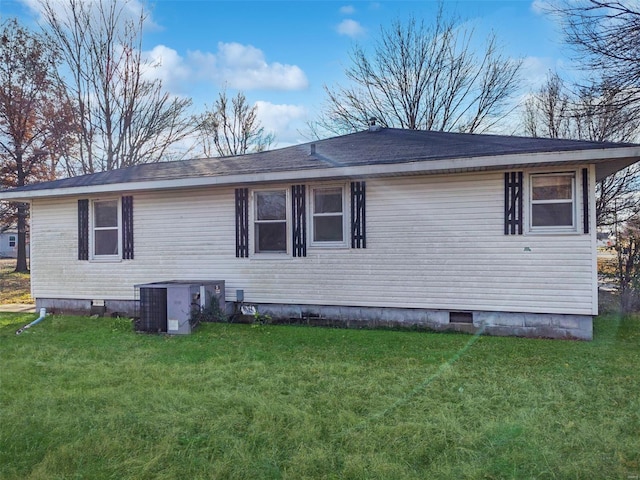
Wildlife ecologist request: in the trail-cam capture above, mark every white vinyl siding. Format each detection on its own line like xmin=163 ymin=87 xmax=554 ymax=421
xmin=29 ymin=168 xmax=597 ymax=315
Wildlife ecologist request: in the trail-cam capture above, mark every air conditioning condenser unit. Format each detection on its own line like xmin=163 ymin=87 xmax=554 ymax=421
xmin=135 ymin=280 xmax=225 ymax=334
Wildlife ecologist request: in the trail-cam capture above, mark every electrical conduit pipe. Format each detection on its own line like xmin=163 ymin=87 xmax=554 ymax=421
xmin=15 ymin=308 xmax=48 ymax=335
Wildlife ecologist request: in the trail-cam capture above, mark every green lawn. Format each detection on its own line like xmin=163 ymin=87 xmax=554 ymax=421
xmin=1 ymin=314 xmax=639 ymax=480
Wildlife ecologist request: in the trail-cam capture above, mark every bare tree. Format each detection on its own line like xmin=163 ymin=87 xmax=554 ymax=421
xmin=600 ymin=214 xmax=640 ymax=313
xmin=541 ymin=2 xmax=640 ymax=311
xmin=196 ymin=89 xmax=275 ymax=157
xmin=523 ymin=72 xmax=572 ymax=139
xmin=571 ymin=84 xmax=640 ymax=144
xmin=312 ymin=7 xmax=522 ymax=136
xmin=38 ymin=0 xmax=194 ymax=174
xmin=522 ymin=71 xmax=640 ymax=227
xmin=576 ymin=85 xmax=640 ymax=228
xmin=0 ymin=19 xmax=75 ymax=272
xmin=552 ymin=1 xmax=640 ymax=115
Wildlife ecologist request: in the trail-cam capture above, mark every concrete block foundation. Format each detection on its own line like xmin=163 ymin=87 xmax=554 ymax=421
xmin=34 ymin=298 xmax=593 ymax=340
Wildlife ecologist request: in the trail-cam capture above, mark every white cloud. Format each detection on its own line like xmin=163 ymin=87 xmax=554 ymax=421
xmin=212 ymin=42 xmax=308 ymax=90
xmin=340 ymin=5 xmax=356 ymax=15
xmin=530 ymin=0 xmax=552 ymax=15
xmin=336 ymin=19 xmax=365 ymax=37
xmin=255 ymin=101 xmax=309 ymax=146
xmin=188 ymin=50 xmax=218 ymax=74
xmin=142 ymin=45 xmax=191 ymax=92
xmin=20 ymin=0 xmax=306 ymax=92
xmin=142 ymin=42 xmax=308 ymax=93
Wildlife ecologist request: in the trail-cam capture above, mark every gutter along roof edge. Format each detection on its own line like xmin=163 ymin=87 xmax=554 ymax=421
xmin=2 ymin=145 xmax=640 ymax=201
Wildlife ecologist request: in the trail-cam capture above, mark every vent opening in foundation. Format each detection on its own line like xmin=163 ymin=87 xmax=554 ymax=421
xmin=449 ymin=311 xmax=473 ymax=324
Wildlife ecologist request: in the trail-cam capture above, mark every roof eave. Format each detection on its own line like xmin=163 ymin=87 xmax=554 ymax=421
xmin=2 ymin=146 xmax=639 ymax=201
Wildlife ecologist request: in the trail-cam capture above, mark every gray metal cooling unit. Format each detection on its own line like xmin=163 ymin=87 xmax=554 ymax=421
xmin=135 ymin=280 xmax=225 ymax=334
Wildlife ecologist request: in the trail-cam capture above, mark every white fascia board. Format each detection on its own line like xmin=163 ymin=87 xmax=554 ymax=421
xmin=2 ymin=145 xmax=639 ymax=201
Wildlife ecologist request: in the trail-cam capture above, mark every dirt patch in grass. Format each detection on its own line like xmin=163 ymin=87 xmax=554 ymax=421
xmin=0 ymin=258 xmax=32 ymax=304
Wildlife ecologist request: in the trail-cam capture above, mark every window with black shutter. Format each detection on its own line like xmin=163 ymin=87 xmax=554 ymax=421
xmin=78 ymin=196 xmax=134 ymax=260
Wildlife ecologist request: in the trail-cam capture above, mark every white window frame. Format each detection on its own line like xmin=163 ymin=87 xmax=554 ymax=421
xmin=528 ymin=172 xmax=577 ymax=234
xmin=91 ymin=198 xmax=121 ymax=261
xmin=8 ymin=235 xmax=16 ymax=248
xmin=252 ymin=188 xmax=290 ymax=256
xmin=309 ymin=184 xmax=347 ymax=248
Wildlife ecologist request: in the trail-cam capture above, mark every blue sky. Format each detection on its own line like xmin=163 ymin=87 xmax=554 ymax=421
xmin=0 ymin=0 xmax=571 ymax=147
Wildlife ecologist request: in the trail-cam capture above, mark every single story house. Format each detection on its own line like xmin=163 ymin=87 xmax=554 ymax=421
xmin=1 ymin=127 xmax=639 ymax=339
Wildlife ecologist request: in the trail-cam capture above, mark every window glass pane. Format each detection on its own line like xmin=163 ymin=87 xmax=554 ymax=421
xmin=94 ymin=229 xmax=119 ymax=255
xmin=256 ymin=191 xmax=286 ymax=220
xmin=532 ymin=203 xmax=573 ymax=227
xmin=9 ymin=236 xmax=16 ymax=247
xmin=314 ymin=216 xmax=343 ymax=242
xmin=256 ymin=222 xmax=287 ymax=252
xmin=314 ymin=188 xmax=342 ymax=214
xmin=94 ymin=201 xmax=118 ymax=227
xmin=532 ymin=175 xmax=573 ymax=200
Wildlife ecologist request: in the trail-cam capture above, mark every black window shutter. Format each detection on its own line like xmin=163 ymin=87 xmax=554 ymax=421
xmin=504 ymin=172 xmax=523 ymax=235
xmin=78 ymin=199 xmax=89 ymax=260
xmin=582 ymin=168 xmax=590 ymax=234
xmin=122 ymin=195 xmax=134 ymax=259
xmin=235 ymin=188 xmax=249 ymax=258
xmin=292 ymin=184 xmax=306 ymax=257
xmin=351 ymin=181 xmax=366 ymax=248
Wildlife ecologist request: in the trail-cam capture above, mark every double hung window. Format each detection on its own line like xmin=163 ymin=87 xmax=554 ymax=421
xmin=254 ymin=190 xmax=287 ymax=253
xmin=78 ymin=196 xmax=133 ymax=261
xmin=312 ymin=187 xmax=344 ymax=244
xmin=93 ymin=200 xmax=120 ymax=257
xmin=241 ymin=183 xmax=361 ymax=257
xmin=8 ymin=235 xmax=16 ymax=247
xmin=530 ymin=173 xmax=575 ymax=231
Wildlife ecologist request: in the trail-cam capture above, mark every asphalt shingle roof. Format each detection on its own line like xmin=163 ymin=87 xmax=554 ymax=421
xmin=4 ymin=127 xmax=637 ymax=193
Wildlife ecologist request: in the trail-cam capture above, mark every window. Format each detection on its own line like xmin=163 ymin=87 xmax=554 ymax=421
xmin=530 ymin=173 xmax=575 ymax=230
xmin=239 ymin=184 xmax=363 ymax=257
xmin=79 ymin=197 xmax=133 ymax=261
xmin=93 ymin=199 xmax=120 ymax=257
xmin=312 ymin=187 xmax=344 ymax=243
xmin=8 ymin=235 xmax=16 ymax=247
xmin=254 ymin=190 xmax=287 ymax=253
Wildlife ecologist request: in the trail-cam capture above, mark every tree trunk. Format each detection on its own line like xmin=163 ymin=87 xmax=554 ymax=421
xmin=14 ymin=202 xmax=29 ymax=273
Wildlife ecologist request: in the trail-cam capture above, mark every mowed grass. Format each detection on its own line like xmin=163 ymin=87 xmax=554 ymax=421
xmin=1 ymin=314 xmax=639 ymax=480
xmin=0 ymin=258 xmax=32 ymax=304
